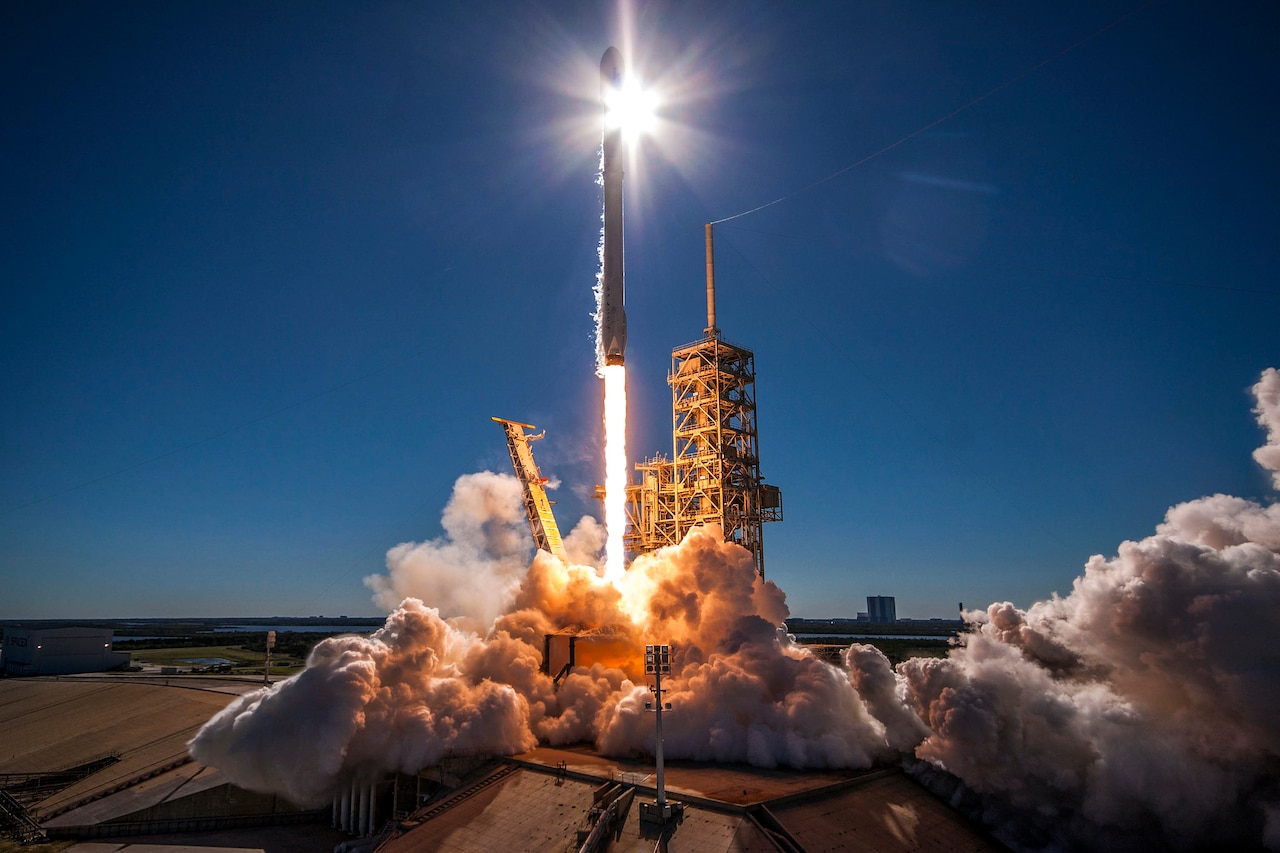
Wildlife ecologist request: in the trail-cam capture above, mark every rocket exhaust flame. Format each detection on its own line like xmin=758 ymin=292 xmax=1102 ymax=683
xmin=603 ymin=364 xmax=627 ymax=582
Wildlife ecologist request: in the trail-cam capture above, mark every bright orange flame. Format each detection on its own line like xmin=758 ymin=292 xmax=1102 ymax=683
xmin=603 ymin=364 xmax=627 ymax=582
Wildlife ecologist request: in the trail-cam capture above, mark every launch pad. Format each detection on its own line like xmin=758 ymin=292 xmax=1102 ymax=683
xmin=375 ymin=745 xmax=1004 ymax=853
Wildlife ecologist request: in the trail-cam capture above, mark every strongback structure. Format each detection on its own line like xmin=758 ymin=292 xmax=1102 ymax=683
xmin=625 ymin=224 xmax=782 ymax=574
xmin=493 ymin=417 xmax=569 ymax=562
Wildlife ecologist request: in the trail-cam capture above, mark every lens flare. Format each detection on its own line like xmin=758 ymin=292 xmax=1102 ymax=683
xmin=603 ymin=364 xmax=627 ymax=582
xmin=604 ymin=77 xmax=658 ymax=145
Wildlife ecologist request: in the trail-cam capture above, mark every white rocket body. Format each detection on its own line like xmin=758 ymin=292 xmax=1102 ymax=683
xmin=599 ymin=46 xmax=627 ymax=367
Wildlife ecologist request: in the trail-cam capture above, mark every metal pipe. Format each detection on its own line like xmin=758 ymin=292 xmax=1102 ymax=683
xmin=705 ymin=223 xmax=717 ymax=336
xmin=654 ymin=665 xmax=666 ymax=808
xmin=357 ymin=782 xmax=369 ymax=836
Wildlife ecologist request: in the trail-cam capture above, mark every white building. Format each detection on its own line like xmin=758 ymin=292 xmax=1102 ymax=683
xmin=2 ymin=627 xmax=130 ymax=676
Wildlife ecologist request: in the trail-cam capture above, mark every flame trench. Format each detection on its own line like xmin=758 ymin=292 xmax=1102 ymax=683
xmin=603 ymin=364 xmax=627 ymax=582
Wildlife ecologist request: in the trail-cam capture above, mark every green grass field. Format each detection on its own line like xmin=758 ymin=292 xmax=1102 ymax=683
xmin=800 ymin=637 xmax=952 ymax=666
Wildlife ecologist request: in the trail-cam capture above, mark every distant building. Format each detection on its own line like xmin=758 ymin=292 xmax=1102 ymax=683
xmin=867 ymin=596 xmax=896 ymax=624
xmin=2 ymin=627 xmax=130 ymax=676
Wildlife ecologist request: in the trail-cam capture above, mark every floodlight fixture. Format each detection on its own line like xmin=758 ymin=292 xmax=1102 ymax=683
xmin=644 ymin=643 xmax=671 ymax=675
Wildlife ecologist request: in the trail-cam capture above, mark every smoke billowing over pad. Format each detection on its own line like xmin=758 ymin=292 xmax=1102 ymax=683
xmin=192 ymin=369 xmax=1280 ymax=851
xmin=362 ymin=471 xmax=531 ymax=632
xmin=188 ymin=600 xmax=537 ymax=806
xmin=189 ymin=523 xmax=898 ymax=807
xmin=893 ymin=369 xmax=1280 ymax=851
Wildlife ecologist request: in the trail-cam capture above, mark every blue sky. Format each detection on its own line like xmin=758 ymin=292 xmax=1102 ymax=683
xmin=3 ymin=1 xmax=1276 ymax=619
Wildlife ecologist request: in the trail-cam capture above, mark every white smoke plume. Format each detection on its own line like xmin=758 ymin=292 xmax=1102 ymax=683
xmin=892 ymin=369 xmax=1280 ymax=851
xmin=561 ymin=513 xmax=606 ymax=567
xmin=191 ymin=523 xmax=897 ymax=806
xmin=189 ymin=599 xmax=537 ymax=806
xmin=191 ymin=369 xmax=1280 ymax=851
xmin=362 ymin=472 xmax=605 ymax=632
xmin=1253 ymin=367 xmax=1280 ymax=489
xmin=362 ymin=472 xmax=530 ymax=631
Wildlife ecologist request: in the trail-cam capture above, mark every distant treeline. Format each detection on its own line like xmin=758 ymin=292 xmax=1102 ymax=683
xmin=0 ymin=617 xmax=385 ymax=638
xmin=799 ymin=636 xmax=952 ymax=666
xmin=113 ymin=631 xmax=346 ymax=657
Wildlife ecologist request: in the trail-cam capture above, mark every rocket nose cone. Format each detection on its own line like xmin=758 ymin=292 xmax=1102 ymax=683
xmin=600 ymin=47 xmax=622 ymax=87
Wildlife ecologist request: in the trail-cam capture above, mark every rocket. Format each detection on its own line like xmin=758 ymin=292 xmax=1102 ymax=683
xmin=599 ymin=46 xmax=627 ymax=367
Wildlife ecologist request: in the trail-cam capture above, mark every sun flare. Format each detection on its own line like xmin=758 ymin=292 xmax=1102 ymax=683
xmin=604 ymin=77 xmax=658 ymax=144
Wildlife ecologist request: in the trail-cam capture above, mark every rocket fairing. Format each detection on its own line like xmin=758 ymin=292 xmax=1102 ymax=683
xmin=599 ymin=46 xmax=627 ymax=367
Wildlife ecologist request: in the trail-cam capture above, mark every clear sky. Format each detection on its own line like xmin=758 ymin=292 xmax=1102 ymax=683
xmin=2 ymin=1 xmax=1276 ymax=620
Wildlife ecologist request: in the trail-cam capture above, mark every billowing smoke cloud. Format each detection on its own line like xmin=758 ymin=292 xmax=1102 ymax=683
xmin=192 ymin=521 xmax=899 ymax=806
xmin=362 ymin=471 xmax=604 ymax=632
xmin=892 ymin=370 xmax=1280 ymax=851
xmin=1253 ymin=367 xmax=1280 ymax=489
xmin=363 ymin=472 xmax=529 ymax=631
xmin=562 ymin=513 xmax=607 ymax=568
xmin=191 ymin=370 xmax=1280 ymax=851
xmin=188 ymin=599 xmax=538 ymax=805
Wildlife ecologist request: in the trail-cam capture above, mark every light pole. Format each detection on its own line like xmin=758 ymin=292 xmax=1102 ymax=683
xmin=640 ymin=644 xmax=684 ymax=836
xmin=263 ymin=630 xmax=275 ymax=685
xmin=646 ymin=644 xmax=670 ymax=810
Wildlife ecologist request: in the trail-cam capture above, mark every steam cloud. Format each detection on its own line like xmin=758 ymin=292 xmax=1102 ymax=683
xmin=361 ymin=472 xmax=608 ymax=632
xmin=190 ymin=370 xmax=1280 ymax=851
xmin=1253 ymin=368 xmax=1280 ymax=489
xmin=192 ymin=524 xmax=894 ymax=804
xmin=362 ymin=471 xmax=530 ymax=632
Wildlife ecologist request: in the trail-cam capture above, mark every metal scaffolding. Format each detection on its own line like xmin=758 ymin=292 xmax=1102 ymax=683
xmin=624 ymin=224 xmax=781 ymax=574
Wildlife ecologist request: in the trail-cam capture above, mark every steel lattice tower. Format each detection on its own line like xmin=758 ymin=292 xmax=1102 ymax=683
xmin=625 ymin=225 xmax=781 ymax=574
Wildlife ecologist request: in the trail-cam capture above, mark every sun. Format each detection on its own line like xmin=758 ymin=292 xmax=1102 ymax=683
xmin=604 ymin=76 xmax=659 ymax=145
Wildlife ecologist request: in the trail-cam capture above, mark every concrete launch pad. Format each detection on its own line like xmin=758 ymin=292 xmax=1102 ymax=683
xmin=0 ymin=677 xmax=322 ymax=844
xmin=1 ymin=679 xmax=1005 ymax=852
xmin=376 ymin=745 xmax=1004 ymax=853
xmin=513 ymin=745 xmax=871 ymax=808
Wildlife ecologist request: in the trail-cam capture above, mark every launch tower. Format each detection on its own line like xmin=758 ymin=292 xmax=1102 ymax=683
xmin=625 ymin=225 xmax=782 ymax=574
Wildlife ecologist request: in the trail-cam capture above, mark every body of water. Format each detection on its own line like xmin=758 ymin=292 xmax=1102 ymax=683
xmin=212 ymin=624 xmax=379 ymax=634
